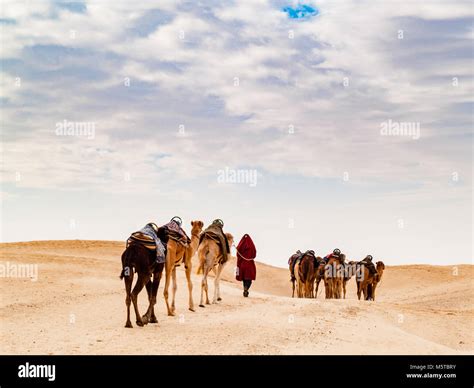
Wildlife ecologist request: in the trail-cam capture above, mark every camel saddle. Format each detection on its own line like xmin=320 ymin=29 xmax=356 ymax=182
xmin=128 ymin=232 xmax=159 ymax=250
xmin=199 ymin=219 xmax=230 ymax=263
xmin=160 ymin=218 xmax=191 ymax=246
xmin=127 ymin=223 xmax=168 ymax=263
xmin=357 ymin=259 xmax=378 ymax=275
xmin=127 ymin=218 xmax=190 ymax=261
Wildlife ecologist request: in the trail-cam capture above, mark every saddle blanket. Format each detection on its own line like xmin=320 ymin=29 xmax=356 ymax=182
xmin=128 ymin=223 xmax=166 ymax=263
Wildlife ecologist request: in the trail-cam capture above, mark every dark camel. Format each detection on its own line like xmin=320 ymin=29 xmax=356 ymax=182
xmin=356 ymin=261 xmax=385 ymax=301
xmin=288 ymin=252 xmax=300 ymax=298
xmin=120 ymin=243 xmax=164 ymax=328
xmin=313 ymin=257 xmax=326 ymax=298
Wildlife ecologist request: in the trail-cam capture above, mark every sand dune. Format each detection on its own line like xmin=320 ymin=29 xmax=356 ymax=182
xmin=0 ymin=240 xmax=472 ymax=355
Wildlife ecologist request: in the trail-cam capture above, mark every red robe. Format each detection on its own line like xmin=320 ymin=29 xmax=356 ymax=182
xmin=236 ymin=234 xmax=257 ymax=281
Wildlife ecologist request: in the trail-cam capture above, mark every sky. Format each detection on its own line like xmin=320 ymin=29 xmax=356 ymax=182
xmin=0 ymin=0 xmax=472 ymax=267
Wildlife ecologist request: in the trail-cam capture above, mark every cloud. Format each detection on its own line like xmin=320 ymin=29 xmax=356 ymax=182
xmin=1 ymin=0 xmax=472 ymax=194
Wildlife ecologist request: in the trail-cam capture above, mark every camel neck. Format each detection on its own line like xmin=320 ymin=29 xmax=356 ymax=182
xmin=189 ymin=232 xmax=200 ymax=252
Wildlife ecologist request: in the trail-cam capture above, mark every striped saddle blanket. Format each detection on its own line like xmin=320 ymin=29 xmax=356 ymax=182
xmin=127 ymin=223 xmax=166 ymax=263
xmin=127 ymin=220 xmax=191 ymax=264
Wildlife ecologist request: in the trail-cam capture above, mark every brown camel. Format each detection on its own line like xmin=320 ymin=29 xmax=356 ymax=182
xmin=342 ymin=261 xmax=357 ymax=299
xmin=313 ymin=257 xmax=325 ymax=298
xmin=198 ymin=230 xmax=233 ymax=307
xmin=367 ymin=261 xmax=385 ymax=301
xmin=356 ymin=260 xmax=385 ymax=301
xmin=162 ymin=220 xmax=203 ymax=316
xmin=294 ymin=252 xmax=316 ymax=298
xmin=288 ymin=252 xmax=301 ymax=298
xmin=324 ymin=254 xmax=345 ymax=299
xmin=120 ymin=242 xmax=165 ymax=328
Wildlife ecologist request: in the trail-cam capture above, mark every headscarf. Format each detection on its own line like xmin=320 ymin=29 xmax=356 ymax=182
xmin=236 ymin=234 xmax=256 ymax=261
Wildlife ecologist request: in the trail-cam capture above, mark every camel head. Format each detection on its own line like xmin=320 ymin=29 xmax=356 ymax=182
xmin=190 ymin=220 xmax=204 ymax=237
xmin=225 ymin=232 xmax=234 ymax=247
xmin=375 ymin=261 xmax=385 ymax=281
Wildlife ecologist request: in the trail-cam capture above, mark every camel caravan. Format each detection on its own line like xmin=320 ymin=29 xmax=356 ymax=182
xmin=289 ymin=249 xmax=385 ymax=301
xmin=120 ymin=217 xmax=232 ymax=328
xmin=119 ymin=217 xmax=384 ymax=328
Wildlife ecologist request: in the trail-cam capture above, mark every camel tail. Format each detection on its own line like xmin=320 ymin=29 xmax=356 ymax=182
xmin=196 ymin=244 xmax=208 ymax=275
xmin=119 ymin=246 xmax=133 ymax=279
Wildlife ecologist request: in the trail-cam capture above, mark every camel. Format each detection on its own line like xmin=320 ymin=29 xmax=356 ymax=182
xmin=198 ymin=230 xmax=234 ymax=307
xmin=288 ymin=252 xmax=300 ymax=298
xmin=313 ymin=258 xmax=325 ymax=298
xmin=162 ymin=220 xmax=203 ymax=316
xmin=366 ymin=261 xmax=385 ymax=301
xmin=293 ymin=253 xmax=316 ymax=298
xmin=356 ymin=261 xmax=385 ymax=301
xmin=342 ymin=261 xmax=357 ymax=299
xmin=323 ymin=254 xmax=345 ymax=299
xmin=120 ymin=242 xmax=164 ymax=328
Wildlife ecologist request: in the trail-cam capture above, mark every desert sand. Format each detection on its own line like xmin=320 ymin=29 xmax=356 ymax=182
xmin=0 ymin=240 xmax=472 ymax=355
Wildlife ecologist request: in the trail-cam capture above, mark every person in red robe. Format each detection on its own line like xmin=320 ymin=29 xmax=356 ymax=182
xmin=235 ymin=234 xmax=257 ymax=297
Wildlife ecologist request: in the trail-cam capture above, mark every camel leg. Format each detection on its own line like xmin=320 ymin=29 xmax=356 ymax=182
xmin=291 ymin=279 xmax=295 ymax=298
xmin=131 ymin=273 xmax=148 ymax=327
xmin=170 ymin=267 xmax=177 ymax=314
xmin=150 ymin=270 xmax=163 ymax=323
xmin=124 ymin=270 xmax=134 ymax=328
xmin=356 ymin=281 xmax=361 ymax=300
xmin=142 ymin=278 xmax=152 ymax=325
xmin=371 ymin=283 xmax=377 ymax=301
xmin=213 ymin=263 xmax=224 ymax=303
xmin=343 ymin=280 xmax=347 ymax=299
xmin=185 ymin=258 xmax=195 ymax=312
xmin=325 ymin=279 xmax=331 ymax=299
xmin=143 ymin=269 xmax=162 ymax=324
xmin=163 ymin=249 xmax=176 ymax=316
xmin=217 ymin=264 xmax=225 ymax=301
xmin=315 ymin=278 xmax=320 ymax=299
xmin=199 ymin=265 xmax=211 ymax=307
xmin=363 ymin=284 xmax=369 ymax=300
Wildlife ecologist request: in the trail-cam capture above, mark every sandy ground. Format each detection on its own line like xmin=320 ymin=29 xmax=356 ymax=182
xmin=0 ymin=240 xmax=472 ymax=355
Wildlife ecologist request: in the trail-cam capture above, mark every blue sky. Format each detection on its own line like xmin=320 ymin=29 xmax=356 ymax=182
xmin=1 ymin=0 xmax=472 ymax=266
